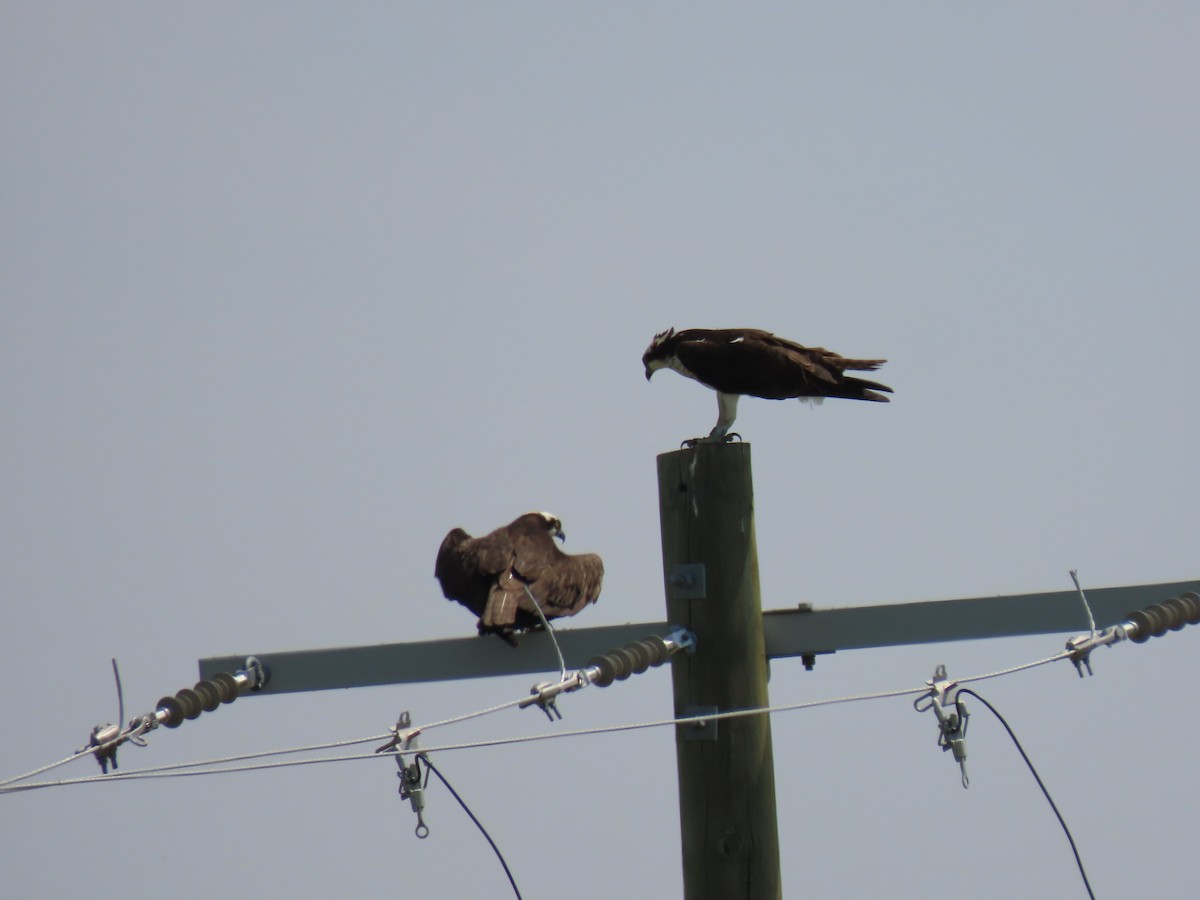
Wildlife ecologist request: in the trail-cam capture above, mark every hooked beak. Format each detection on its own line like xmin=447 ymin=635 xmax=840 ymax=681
xmin=644 ymin=366 xmax=654 ymax=381
xmin=554 ymin=528 xmax=566 ymax=543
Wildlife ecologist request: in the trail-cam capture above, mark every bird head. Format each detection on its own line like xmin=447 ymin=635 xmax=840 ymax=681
xmin=642 ymin=327 xmax=676 ymax=380
xmin=536 ymin=511 xmax=566 ymax=542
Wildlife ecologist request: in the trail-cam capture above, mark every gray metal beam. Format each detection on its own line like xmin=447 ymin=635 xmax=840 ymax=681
xmin=198 ymin=580 xmax=1198 ymax=695
xmin=763 ymin=579 xmax=1200 ymax=658
xmin=198 ymin=621 xmax=670 ymax=694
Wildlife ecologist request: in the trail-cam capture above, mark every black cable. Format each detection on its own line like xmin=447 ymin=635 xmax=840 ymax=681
xmin=956 ymin=689 xmax=1095 ymax=900
xmin=419 ymin=755 xmax=522 ymax=900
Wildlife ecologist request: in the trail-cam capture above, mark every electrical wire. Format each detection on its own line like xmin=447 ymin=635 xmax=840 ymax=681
xmin=0 ymin=749 xmax=97 ymax=789
xmin=0 ymin=732 xmax=392 ymax=792
xmin=956 ymin=688 xmax=1095 ymax=900
xmin=421 ymin=756 xmax=522 ymax=899
xmin=419 ymin=696 xmax=530 ymax=732
xmin=0 ymin=683 xmax=930 ymax=793
xmin=1 ymin=673 xmax=561 ymax=793
xmin=0 ymin=642 xmax=1101 ymax=796
xmin=1069 ymin=569 xmax=1098 ymax=641
xmin=520 ymin=582 xmax=567 ymax=681
xmin=955 ymin=650 xmax=1073 ymax=686
xmin=11 ymin=684 xmax=531 ymax=792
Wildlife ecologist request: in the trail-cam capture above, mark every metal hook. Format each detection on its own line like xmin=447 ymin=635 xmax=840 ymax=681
xmin=398 ymin=755 xmax=429 ymax=839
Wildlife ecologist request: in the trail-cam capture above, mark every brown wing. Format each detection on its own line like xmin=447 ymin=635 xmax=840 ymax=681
xmin=442 ymin=516 xmax=604 ymax=631
xmin=676 ymin=329 xmax=890 ymax=401
xmin=434 ymin=525 xmax=514 ymax=621
xmin=434 ymin=529 xmax=475 ymax=605
xmin=671 ymin=329 xmax=831 ymax=398
xmin=522 ymin=552 xmax=604 ymax=618
xmin=507 ymin=527 xmax=603 ymax=620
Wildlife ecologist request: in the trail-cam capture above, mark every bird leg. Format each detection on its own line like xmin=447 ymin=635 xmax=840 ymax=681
xmin=683 ymin=393 xmax=741 ymax=447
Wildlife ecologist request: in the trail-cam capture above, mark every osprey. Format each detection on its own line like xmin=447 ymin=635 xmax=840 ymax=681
xmin=434 ymin=512 xmax=604 ymax=645
xmin=642 ymin=327 xmax=892 ymax=444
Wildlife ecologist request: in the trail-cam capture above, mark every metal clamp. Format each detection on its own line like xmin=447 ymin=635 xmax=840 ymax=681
xmin=520 ymin=672 xmax=589 ymax=721
xmin=238 ymin=656 xmax=269 ymax=692
xmin=376 ymin=711 xmax=429 ymax=838
xmin=1064 ymin=626 xmax=1125 ymax=677
xmin=914 ymin=664 xmax=970 ymax=788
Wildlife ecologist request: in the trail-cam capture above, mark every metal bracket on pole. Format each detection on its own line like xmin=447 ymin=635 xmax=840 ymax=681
xmin=681 ymin=705 xmax=718 ymax=742
xmin=668 ymin=564 xmax=706 ymax=600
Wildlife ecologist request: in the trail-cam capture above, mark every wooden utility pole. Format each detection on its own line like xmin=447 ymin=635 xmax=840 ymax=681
xmin=656 ymin=442 xmax=781 ymax=900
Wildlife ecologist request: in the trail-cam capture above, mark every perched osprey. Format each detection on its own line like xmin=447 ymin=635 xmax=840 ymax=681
xmin=642 ymin=327 xmax=892 ymax=444
xmin=434 ymin=512 xmax=604 ymax=645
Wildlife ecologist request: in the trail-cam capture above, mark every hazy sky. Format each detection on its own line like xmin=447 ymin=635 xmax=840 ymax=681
xmin=3 ymin=4 xmax=1198 ymax=898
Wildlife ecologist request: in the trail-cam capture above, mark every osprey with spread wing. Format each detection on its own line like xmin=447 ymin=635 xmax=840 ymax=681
xmin=435 ymin=512 xmax=604 ymax=645
xmin=642 ymin=327 xmax=892 ymax=445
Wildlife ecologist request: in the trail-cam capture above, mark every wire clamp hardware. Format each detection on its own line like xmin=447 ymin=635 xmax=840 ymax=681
xmin=84 ymin=723 xmax=122 ymax=774
xmin=377 ymin=711 xmax=429 ymax=838
xmin=520 ymin=672 xmax=586 ymax=721
xmin=1064 ymin=627 xmax=1124 ymax=677
xmin=240 ymin=656 xmax=268 ymax=691
xmin=78 ymin=659 xmax=129 ymax=773
xmin=914 ymin=664 xmax=970 ymax=789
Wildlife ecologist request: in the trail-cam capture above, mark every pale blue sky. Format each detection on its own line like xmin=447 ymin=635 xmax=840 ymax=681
xmin=3 ymin=4 xmax=1198 ymax=897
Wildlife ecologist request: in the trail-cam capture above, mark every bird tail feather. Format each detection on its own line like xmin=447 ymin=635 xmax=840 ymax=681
xmin=483 ymin=588 xmax=517 ymax=627
xmin=838 ymin=357 xmax=887 ymax=371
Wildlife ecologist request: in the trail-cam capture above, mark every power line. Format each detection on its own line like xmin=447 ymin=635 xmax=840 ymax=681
xmin=957 ymin=688 xmax=1095 ymax=900
xmin=0 ymin=682 xmax=941 ymax=793
xmin=3 ymin=608 xmax=1189 ymax=806
xmin=0 ymin=638 xmax=1105 ymax=796
xmin=0 ymin=749 xmax=97 ymax=790
xmin=419 ymin=697 xmax=530 ymax=732
xmin=0 ymin=727 xmax=394 ymax=792
xmin=954 ymin=649 xmax=1074 ymax=685
xmin=0 ymin=632 xmax=1163 ymax=897
xmin=422 ymin=756 xmax=522 ymax=900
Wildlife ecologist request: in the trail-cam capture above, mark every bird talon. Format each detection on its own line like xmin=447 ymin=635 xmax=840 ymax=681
xmin=681 ymin=432 xmax=741 ymax=449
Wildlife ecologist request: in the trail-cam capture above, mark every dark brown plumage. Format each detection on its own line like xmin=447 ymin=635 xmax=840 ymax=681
xmin=434 ymin=512 xmax=604 ymax=645
xmin=642 ymin=327 xmax=892 ymax=444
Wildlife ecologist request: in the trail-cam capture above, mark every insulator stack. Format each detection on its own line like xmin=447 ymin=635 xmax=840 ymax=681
xmin=80 ymin=657 xmax=267 ymax=772
xmin=1125 ymin=592 xmax=1200 ymax=643
xmin=155 ymin=657 xmax=267 ymax=728
xmin=156 ymin=671 xmax=243 ymax=727
xmin=587 ymin=634 xmax=675 ymax=687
